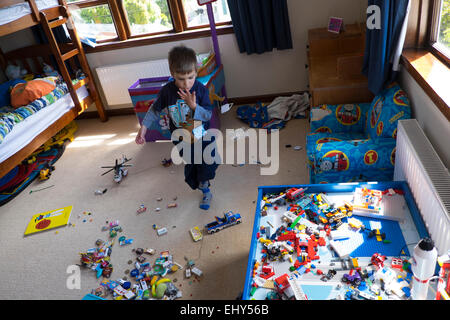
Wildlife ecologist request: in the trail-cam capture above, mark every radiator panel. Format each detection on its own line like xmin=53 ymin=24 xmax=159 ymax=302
xmin=394 ymin=119 xmax=450 ymax=255
xmin=96 ymin=59 xmax=171 ymax=106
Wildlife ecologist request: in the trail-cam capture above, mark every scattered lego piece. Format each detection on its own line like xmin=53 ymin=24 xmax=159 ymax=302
xmin=190 ymin=226 xmax=203 ymax=242
xmin=136 ymin=204 xmax=147 ymax=214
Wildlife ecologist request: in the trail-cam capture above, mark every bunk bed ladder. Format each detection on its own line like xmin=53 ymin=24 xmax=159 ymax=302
xmin=39 ymin=5 xmax=108 ymax=122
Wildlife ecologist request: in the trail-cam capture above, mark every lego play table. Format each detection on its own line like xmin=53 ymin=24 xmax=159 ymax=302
xmin=242 ymin=181 xmax=430 ymax=300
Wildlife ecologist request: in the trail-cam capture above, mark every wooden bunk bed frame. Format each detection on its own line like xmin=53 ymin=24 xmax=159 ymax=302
xmin=0 ymin=0 xmax=108 ymax=179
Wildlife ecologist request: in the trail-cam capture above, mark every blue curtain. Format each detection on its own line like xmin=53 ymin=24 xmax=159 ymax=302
xmin=362 ymin=0 xmax=410 ymax=95
xmin=227 ymin=0 xmax=293 ymax=55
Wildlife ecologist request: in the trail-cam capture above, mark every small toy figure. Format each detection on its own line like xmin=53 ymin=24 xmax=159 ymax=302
xmin=39 ymin=163 xmax=55 ymax=181
xmin=162 ymin=158 xmax=172 ymax=167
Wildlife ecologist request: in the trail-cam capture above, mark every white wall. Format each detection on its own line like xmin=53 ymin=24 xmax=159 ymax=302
xmin=86 ymin=0 xmax=367 ymax=106
xmin=0 ymin=1 xmax=366 ymax=105
xmin=0 ymin=28 xmax=37 ymax=82
xmin=399 ymin=69 xmax=450 ymax=170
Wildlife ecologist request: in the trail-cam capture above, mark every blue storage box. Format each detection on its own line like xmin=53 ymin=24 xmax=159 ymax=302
xmin=128 ymin=66 xmax=225 ymax=142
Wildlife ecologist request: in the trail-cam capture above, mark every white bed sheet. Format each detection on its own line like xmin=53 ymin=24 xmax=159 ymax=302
xmin=0 ymin=0 xmax=59 ymax=26
xmin=0 ymin=85 xmax=88 ymax=163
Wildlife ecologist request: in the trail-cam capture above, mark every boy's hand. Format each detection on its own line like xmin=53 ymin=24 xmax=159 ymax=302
xmin=135 ymin=126 xmax=147 ymax=145
xmin=178 ymin=89 xmax=196 ymax=110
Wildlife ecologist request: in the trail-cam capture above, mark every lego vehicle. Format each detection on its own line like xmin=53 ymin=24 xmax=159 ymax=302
xmin=205 ymin=211 xmax=241 ymax=234
xmin=39 ymin=163 xmax=55 ymax=181
xmin=367 ymin=228 xmax=386 ymax=241
xmin=342 ymin=270 xmax=362 ymax=286
xmin=297 ymin=196 xmax=312 ymax=209
xmin=327 ymin=212 xmax=347 ymax=224
xmin=320 ymin=269 xmax=337 ymax=282
xmin=101 ymin=155 xmax=132 ymax=183
xmin=286 ymin=187 xmax=307 ymax=201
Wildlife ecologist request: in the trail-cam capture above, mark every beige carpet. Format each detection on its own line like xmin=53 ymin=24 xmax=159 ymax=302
xmin=0 ymin=109 xmax=310 ymax=300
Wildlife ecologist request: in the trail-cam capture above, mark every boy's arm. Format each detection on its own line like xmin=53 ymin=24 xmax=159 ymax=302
xmin=193 ymin=85 xmax=213 ymax=122
xmin=141 ymin=91 xmax=165 ymax=129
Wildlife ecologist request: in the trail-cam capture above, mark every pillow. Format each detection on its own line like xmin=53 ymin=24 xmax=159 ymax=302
xmin=10 ymin=79 xmax=56 ymax=108
xmin=313 ymin=137 xmax=397 ymax=175
xmin=0 ymin=79 xmax=26 ymax=108
xmin=365 ymin=83 xmax=411 ymax=139
xmin=310 ymin=103 xmax=371 ymax=134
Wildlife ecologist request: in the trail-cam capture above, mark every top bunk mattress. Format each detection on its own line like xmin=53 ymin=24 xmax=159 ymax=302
xmin=0 ymin=85 xmax=88 ymax=163
xmin=0 ymin=0 xmax=59 ymax=26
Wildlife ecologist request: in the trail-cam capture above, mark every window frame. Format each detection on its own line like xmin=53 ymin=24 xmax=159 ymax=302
xmin=66 ymin=0 xmax=233 ymax=52
xmin=428 ymin=0 xmax=450 ymax=67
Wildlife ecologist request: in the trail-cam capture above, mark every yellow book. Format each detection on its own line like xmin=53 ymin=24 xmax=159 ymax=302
xmin=24 ymin=205 xmax=73 ymax=235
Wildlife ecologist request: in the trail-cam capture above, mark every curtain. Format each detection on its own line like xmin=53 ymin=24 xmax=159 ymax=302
xmin=227 ymin=0 xmax=293 ymax=55
xmin=362 ymin=0 xmax=411 ymax=95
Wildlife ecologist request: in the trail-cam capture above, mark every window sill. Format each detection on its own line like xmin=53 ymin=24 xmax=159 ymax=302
xmin=84 ymin=25 xmax=234 ymax=54
xmin=401 ymin=49 xmax=450 ymax=121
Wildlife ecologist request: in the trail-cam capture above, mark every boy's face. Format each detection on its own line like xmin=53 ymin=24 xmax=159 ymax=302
xmin=172 ymin=69 xmax=197 ymax=91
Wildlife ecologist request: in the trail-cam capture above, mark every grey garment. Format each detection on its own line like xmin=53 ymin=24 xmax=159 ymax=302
xmin=266 ymin=92 xmax=310 ymax=121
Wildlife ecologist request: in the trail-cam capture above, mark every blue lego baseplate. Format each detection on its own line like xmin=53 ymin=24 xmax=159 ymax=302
xmin=330 ymin=216 xmax=410 ymax=257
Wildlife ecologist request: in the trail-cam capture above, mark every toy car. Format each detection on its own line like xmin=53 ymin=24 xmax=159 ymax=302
xmin=205 ymin=211 xmax=241 ymax=234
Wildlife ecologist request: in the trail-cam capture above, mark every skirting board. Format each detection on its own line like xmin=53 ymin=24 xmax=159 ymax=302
xmin=78 ymin=90 xmax=311 ymax=119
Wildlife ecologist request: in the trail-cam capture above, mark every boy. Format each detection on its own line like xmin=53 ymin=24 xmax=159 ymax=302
xmin=135 ymin=45 xmax=219 ymax=210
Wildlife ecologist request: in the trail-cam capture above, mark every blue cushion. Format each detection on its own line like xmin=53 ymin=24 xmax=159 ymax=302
xmin=310 ymin=103 xmax=371 ymax=134
xmin=0 ymin=79 xmax=26 ymax=107
xmin=306 ymin=131 xmax=367 ymax=171
xmin=365 ymin=83 xmax=411 ymax=139
xmin=312 ymin=138 xmax=396 ymax=175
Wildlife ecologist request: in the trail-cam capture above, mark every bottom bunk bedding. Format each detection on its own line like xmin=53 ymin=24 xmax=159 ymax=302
xmin=0 ymin=121 xmax=77 ymax=206
xmin=0 ymin=85 xmax=88 ymax=163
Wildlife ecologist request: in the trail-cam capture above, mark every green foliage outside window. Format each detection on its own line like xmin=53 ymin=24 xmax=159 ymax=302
xmin=439 ymin=0 xmax=450 ymax=49
xmin=75 ymin=0 xmax=171 ymax=28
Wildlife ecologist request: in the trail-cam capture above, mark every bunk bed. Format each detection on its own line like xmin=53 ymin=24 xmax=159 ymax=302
xmin=0 ymin=0 xmax=108 ymax=179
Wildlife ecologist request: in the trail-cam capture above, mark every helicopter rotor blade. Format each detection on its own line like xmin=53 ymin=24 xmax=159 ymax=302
xmin=101 ymin=168 xmax=114 ymax=176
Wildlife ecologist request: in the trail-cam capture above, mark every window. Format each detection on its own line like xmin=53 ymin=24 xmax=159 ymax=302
xmin=66 ymin=0 xmax=232 ymax=48
xmin=123 ymin=0 xmax=173 ymax=36
xmin=430 ymin=0 xmax=450 ymax=63
xmin=69 ymin=3 xmax=118 ymax=42
xmin=181 ymin=0 xmax=231 ymax=28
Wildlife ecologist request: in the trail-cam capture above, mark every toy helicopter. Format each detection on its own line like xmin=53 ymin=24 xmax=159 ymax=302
xmin=101 ymin=155 xmax=133 ymax=183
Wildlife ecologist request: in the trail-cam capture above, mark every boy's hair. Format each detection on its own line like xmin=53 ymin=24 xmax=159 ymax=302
xmin=169 ymin=45 xmax=197 ymax=75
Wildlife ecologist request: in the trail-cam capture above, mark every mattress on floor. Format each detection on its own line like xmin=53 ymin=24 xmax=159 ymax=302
xmin=0 ymin=0 xmax=59 ymax=26
xmin=0 ymin=85 xmax=88 ymax=163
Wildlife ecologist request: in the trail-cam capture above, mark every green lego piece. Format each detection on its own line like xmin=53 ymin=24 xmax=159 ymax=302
xmin=290 ymin=215 xmax=302 ymax=229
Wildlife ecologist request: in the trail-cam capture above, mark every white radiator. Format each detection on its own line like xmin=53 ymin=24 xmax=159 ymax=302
xmin=96 ymin=59 xmax=171 ymax=106
xmin=394 ymin=119 xmax=450 ymax=255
